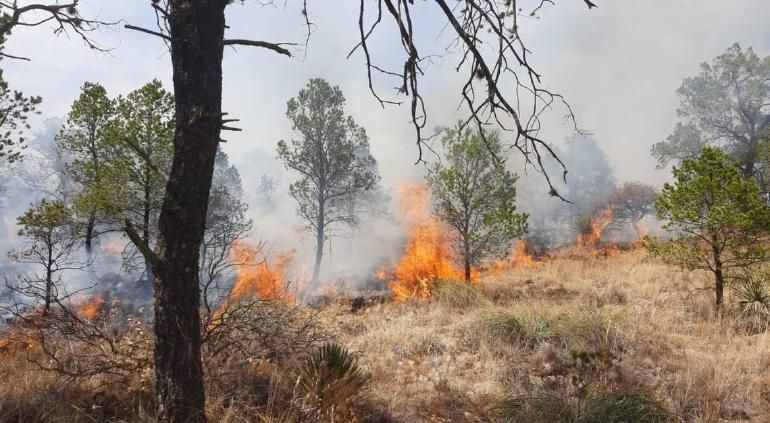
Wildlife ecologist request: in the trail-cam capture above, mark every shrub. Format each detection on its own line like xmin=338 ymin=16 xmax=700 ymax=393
xmin=482 ymin=306 xmax=621 ymax=352
xmin=297 ymin=343 xmax=369 ymax=417
xmin=433 ymin=279 xmax=489 ymax=308
xmin=734 ymin=273 xmax=770 ymax=332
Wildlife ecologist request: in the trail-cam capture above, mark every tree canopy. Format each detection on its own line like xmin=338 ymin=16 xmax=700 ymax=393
xmin=649 ymin=147 xmax=770 ymax=310
xmin=652 ymin=44 xmax=770 ymax=184
xmin=428 ymin=124 xmax=527 ymax=282
xmin=0 ymin=69 xmax=41 ymax=163
xmin=277 ymin=78 xmax=380 ymax=284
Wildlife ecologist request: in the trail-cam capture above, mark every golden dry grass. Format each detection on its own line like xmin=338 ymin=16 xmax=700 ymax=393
xmin=1 ymin=250 xmax=768 ymax=422
xmin=335 ymin=250 xmax=770 ymax=422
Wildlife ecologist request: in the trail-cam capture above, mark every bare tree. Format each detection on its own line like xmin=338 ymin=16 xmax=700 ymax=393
xmin=0 ymin=0 xmax=112 ymax=61
xmin=349 ymin=0 xmax=597 ymax=198
xmin=277 ymin=78 xmax=380 ymax=285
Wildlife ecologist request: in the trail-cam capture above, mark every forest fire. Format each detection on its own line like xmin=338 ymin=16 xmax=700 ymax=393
xmin=577 ymin=207 xmax=614 ymax=248
xmin=76 ymin=296 xmax=105 ymax=320
xmin=378 ymin=185 xmax=465 ymax=300
xmin=229 ymin=241 xmax=294 ymax=301
xmin=490 ymin=240 xmax=538 ymax=273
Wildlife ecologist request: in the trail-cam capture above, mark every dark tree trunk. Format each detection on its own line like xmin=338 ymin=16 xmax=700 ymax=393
xmin=84 ymin=209 xmax=96 ymax=254
xmin=44 ymin=233 xmax=53 ymax=315
xmin=152 ymin=1 xmax=226 ymax=421
xmin=712 ymin=243 xmax=724 ymax=312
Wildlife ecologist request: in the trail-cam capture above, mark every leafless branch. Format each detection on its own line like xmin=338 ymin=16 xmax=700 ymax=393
xmin=124 ymin=24 xmax=171 ymax=41
xmin=0 ymin=1 xmax=115 ymax=60
xmin=349 ymin=0 xmax=598 ymax=200
xmin=223 ymin=39 xmax=294 ymax=57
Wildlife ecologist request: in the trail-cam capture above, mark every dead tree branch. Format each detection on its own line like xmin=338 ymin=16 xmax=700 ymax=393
xmin=349 ymin=0 xmax=598 ymax=200
xmin=0 ymin=0 xmax=115 ymax=60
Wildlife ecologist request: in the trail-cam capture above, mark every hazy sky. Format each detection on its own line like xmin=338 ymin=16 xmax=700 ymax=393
xmin=5 ymin=0 xmax=770 ymax=192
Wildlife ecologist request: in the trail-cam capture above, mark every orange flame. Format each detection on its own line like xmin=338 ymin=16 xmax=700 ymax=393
xmin=77 ymin=296 xmax=104 ymax=320
xmin=490 ymin=240 xmax=537 ymax=273
xmin=379 ymin=184 xmax=467 ymax=300
xmin=230 ymin=241 xmax=294 ymax=301
xmin=577 ymin=207 xmax=613 ymax=248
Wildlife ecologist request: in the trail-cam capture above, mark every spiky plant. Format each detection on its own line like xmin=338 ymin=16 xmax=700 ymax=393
xmin=734 ymin=273 xmax=770 ymax=332
xmin=297 ymin=343 xmax=368 ymax=415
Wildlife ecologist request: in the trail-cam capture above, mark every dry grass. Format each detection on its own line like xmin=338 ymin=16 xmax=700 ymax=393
xmin=1 ymin=250 xmax=769 ymax=422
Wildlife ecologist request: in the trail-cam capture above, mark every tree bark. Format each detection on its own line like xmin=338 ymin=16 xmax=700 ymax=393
xmin=712 ymin=244 xmax=724 ymax=313
xmin=151 ymin=1 xmax=226 ymax=421
xmin=463 ymin=236 xmax=471 ymax=283
xmin=84 ymin=209 xmax=96 ymax=254
xmin=312 ymin=207 xmax=325 ymax=284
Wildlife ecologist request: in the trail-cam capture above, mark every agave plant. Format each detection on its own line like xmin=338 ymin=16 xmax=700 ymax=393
xmin=297 ymin=343 xmax=369 ymax=415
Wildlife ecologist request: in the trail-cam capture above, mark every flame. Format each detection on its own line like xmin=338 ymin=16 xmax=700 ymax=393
xmin=379 ymin=184 xmax=468 ymax=300
xmin=77 ymin=296 xmax=104 ymax=320
xmin=490 ymin=240 xmax=538 ymax=273
xmin=230 ymin=240 xmax=294 ymax=301
xmin=577 ymin=207 xmax=613 ymax=248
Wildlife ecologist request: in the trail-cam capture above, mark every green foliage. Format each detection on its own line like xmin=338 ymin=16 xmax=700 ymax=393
xmin=71 ymin=80 xmax=174 ymax=230
xmin=652 ymin=44 xmax=770 ymax=179
xmin=298 ymin=343 xmax=369 ymax=413
xmin=15 ymin=199 xmax=71 ymax=239
xmin=0 ymin=69 xmax=42 ymax=163
xmin=277 ymin=78 xmax=380 ymax=281
xmin=427 ymin=123 xmax=527 ymax=281
xmin=495 ymin=388 xmax=671 ymax=423
xmin=433 ymin=279 xmax=489 ymax=308
xmin=8 ymin=199 xmax=84 ymax=312
xmin=649 ymin=147 xmax=770 ymax=308
xmin=575 ymin=215 xmax=594 ymax=238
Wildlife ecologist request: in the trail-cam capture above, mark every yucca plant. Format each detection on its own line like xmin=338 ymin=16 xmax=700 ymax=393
xmin=297 ymin=343 xmax=369 ymax=416
xmin=734 ymin=273 xmax=770 ymax=332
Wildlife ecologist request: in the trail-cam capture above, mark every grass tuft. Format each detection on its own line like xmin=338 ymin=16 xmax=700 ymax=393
xmin=433 ymin=279 xmax=490 ymax=308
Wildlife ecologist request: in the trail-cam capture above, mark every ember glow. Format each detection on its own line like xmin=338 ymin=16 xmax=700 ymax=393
xmin=378 ymin=184 xmax=466 ymax=300
xmin=229 ymin=240 xmax=294 ymax=301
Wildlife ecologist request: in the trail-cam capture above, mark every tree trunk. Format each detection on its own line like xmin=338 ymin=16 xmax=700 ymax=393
xmin=312 ymin=216 xmax=324 ymax=284
xmin=712 ymin=244 xmax=724 ymax=313
xmin=463 ymin=237 xmax=471 ymax=283
xmin=84 ymin=209 xmax=96 ymax=254
xmin=44 ymin=234 xmax=53 ymax=315
xmin=152 ymin=1 xmax=226 ymax=421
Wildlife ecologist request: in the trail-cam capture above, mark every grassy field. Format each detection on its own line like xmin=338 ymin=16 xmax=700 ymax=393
xmin=1 ymin=250 xmax=768 ymax=422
